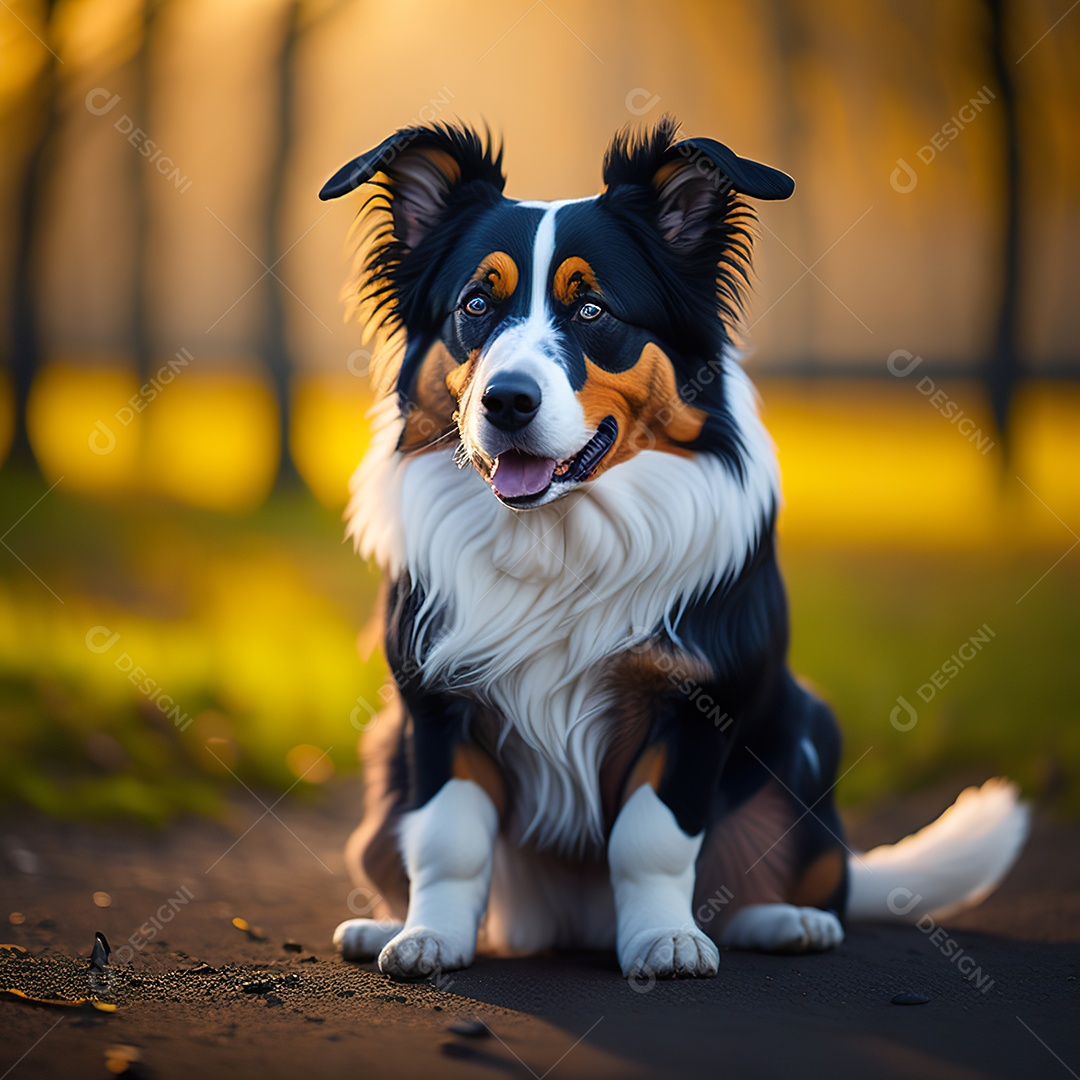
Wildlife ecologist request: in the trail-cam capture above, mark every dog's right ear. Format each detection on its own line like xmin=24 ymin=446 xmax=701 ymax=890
xmin=319 ymin=124 xmax=505 ymax=250
xmin=603 ymin=116 xmax=793 ymax=255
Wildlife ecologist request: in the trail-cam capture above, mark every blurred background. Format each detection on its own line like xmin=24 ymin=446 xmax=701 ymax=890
xmin=0 ymin=0 xmax=1077 ymax=824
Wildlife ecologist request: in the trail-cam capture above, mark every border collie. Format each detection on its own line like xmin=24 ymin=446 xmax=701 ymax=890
xmin=320 ymin=118 xmax=1028 ymax=981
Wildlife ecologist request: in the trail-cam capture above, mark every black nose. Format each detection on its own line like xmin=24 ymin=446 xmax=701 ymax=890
xmin=481 ymin=373 xmax=542 ymax=432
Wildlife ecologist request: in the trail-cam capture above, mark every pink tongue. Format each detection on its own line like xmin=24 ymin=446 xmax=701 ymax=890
xmin=491 ymin=451 xmax=557 ymax=498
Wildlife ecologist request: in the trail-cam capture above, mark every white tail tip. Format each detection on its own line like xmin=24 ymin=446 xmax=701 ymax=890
xmin=847 ymin=778 xmax=1031 ymax=923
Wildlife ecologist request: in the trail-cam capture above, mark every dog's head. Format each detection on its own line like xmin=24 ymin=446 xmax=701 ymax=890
xmin=321 ymin=117 xmax=793 ymax=510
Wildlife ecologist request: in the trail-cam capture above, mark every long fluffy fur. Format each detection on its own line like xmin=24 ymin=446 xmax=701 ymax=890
xmin=330 ymin=119 xmax=1028 ymax=969
xmin=847 ymin=779 xmax=1030 ymax=922
xmin=601 ymin=115 xmax=758 ymax=340
xmin=347 ymin=353 xmax=778 ymax=852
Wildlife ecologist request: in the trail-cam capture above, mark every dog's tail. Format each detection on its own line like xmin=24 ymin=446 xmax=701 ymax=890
xmin=846 ymin=778 xmax=1030 ymax=923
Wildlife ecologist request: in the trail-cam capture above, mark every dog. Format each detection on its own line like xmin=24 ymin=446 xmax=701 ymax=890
xmin=319 ymin=118 xmax=1029 ymax=982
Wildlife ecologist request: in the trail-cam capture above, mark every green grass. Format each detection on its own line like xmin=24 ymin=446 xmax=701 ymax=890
xmin=1 ymin=469 xmax=1077 ymax=823
xmin=784 ymin=545 xmax=1080 ymax=811
xmin=0 ymin=471 xmax=384 ymax=823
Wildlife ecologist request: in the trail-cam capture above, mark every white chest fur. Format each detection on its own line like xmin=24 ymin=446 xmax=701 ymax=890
xmin=347 ymin=360 xmax=779 ymax=852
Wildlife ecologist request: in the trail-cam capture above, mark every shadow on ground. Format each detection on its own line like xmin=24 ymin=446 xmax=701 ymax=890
xmin=1 ymin=781 xmax=1078 ymax=1079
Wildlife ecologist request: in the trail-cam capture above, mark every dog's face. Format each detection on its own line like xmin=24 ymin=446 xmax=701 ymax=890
xmin=321 ymin=119 xmax=793 ymax=509
xmin=434 ymin=198 xmax=714 ymax=509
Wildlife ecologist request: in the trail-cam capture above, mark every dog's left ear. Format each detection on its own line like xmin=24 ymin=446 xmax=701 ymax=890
xmin=603 ymin=116 xmax=794 ymax=252
xmin=319 ymin=124 xmax=505 ymax=249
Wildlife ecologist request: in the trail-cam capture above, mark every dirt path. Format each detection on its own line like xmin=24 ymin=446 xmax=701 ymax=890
xmin=2 ymin=781 xmax=1078 ymax=1079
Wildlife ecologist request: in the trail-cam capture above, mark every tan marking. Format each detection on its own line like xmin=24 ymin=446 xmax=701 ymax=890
xmin=396 ymin=341 xmax=458 ymax=453
xmin=552 ymin=257 xmax=600 ymax=305
xmin=599 ymin=644 xmax=713 ymax=823
xmin=345 ymin=692 xmax=410 ymax=918
xmin=614 ymin=639 xmax=714 ymax=695
xmin=575 ymin=343 xmax=708 ymax=478
xmin=651 ymin=161 xmax=681 ymax=188
xmin=472 ymin=251 xmax=519 ymax=301
xmin=790 ymin=848 xmax=845 ymax=909
xmin=414 ymin=147 xmax=461 ymax=185
xmin=692 ymin=780 xmax=802 ymax=942
xmin=619 ymin=745 xmax=667 ymax=810
xmin=444 ymin=347 xmax=479 ymax=401
xmin=452 ymin=744 xmax=507 ymax=818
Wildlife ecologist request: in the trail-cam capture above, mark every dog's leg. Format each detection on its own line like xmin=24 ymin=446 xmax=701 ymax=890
xmin=609 ymin=784 xmax=719 ymax=979
xmin=709 ymin=682 xmax=847 ymax=954
xmin=720 ymin=903 xmax=843 ymax=953
xmin=607 ymin=661 xmax=745 ymax=981
xmin=372 ymin=594 xmax=503 ymax=980
xmin=378 ymin=778 xmax=498 ymax=980
xmin=334 ymin=698 xmax=410 ymax=961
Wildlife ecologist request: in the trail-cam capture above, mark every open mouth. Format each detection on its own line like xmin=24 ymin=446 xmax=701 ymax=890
xmin=484 ymin=416 xmax=618 ymax=506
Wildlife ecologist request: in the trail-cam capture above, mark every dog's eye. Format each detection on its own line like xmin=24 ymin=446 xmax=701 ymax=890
xmin=578 ymin=301 xmax=603 ymax=321
xmin=464 ymin=296 xmax=489 ymax=316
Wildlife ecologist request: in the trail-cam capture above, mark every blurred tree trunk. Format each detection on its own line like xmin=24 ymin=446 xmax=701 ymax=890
xmin=985 ymin=0 xmax=1022 ymax=456
xmin=8 ymin=2 xmax=61 ymax=475
xmin=130 ymin=0 xmax=165 ymax=387
xmin=764 ymin=0 xmax=816 ymax=370
xmin=265 ymin=0 xmax=302 ymax=489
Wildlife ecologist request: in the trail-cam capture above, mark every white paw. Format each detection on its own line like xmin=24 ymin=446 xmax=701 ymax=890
xmin=333 ymin=918 xmax=403 ymax=961
xmin=378 ymin=927 xmax=471 ymax=981
xmin=721 ymin=903 xmax=844 ymax=953
xmin=794 ymin=907 xmax=844 ymax=951
xmin=620 ymin=926 xmax=720 ymax=979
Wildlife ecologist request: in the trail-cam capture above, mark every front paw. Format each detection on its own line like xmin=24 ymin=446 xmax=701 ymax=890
xmin=620 ymin=926 xmax=720 ymax=979
xmin=378 ymin=927 xmax=472 ymax=981
xmin=333 ymin=918 xmax=403 ymax=961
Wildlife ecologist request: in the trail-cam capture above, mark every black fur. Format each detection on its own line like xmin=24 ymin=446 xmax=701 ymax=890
xmin=324 ymin=118 xmax=847 ymax=936
xmin=320 ymin=118 xmax=794 ymax=477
